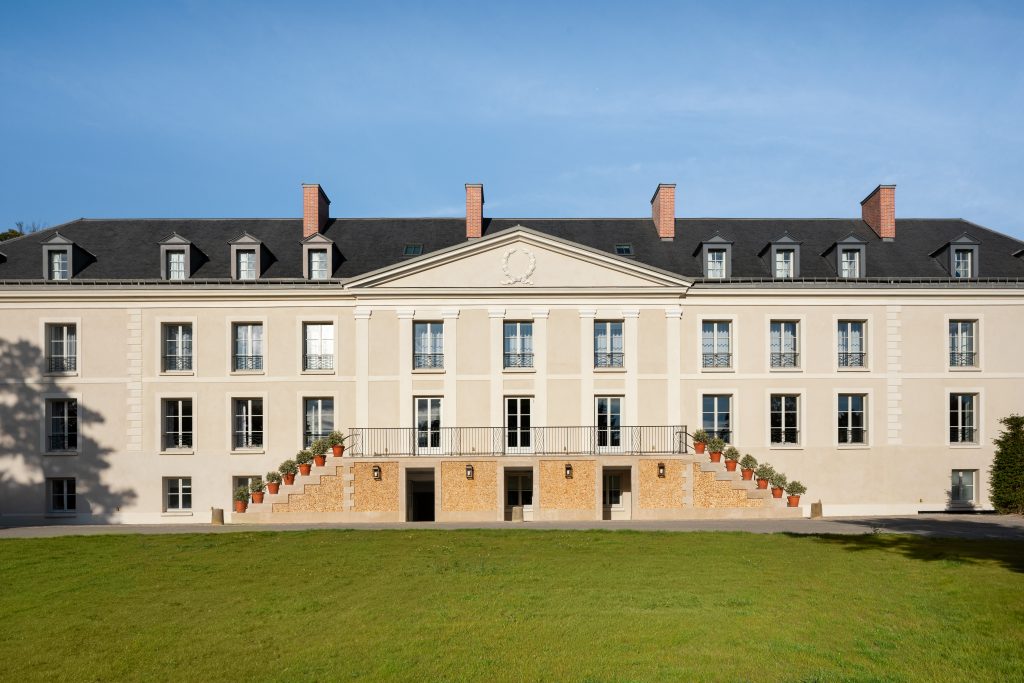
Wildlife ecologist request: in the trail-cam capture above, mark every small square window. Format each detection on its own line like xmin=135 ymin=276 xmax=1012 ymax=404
xmin=614 ymin=244 xmax=634 ymax=257
xmin=403 ymin=244 xmax=423 ymax=257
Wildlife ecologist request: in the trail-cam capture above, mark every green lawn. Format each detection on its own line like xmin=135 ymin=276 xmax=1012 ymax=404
xmin=1 ymin=530 xmax=1022 ymax=682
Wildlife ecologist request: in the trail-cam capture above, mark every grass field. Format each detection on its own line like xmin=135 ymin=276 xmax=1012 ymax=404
xmin=1 ymin=530 xmax=1022 ymax=682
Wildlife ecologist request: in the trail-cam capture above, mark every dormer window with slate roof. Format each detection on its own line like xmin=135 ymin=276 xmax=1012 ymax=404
xmin=933 ymin=233 xmax=980 ymax=279
xmin=159 ymin=233 xmax=193 ymax=281
xmin=301 ymin=232 xmax=334 ymax=280
xmin=765 ymin=234 xmax=801 ymax=279
xmin=41 ymin=233 xmax=74 ymax=281
xmin=699 ymin=235 xmax=733 ymax=279
xmin=229 ymin=233 xmax=264 ymax=281
xmin=834 ymin=234 xmax=867 ymax=279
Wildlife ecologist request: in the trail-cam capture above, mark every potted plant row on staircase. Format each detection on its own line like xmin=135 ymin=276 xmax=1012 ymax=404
xmin=327 ymin=431 xmax=353 ymax=457
xmin=692 ymin=429 xmax=709 ymax=454
xmin=266 ymin=471 xmax=282 ymax=495
xmin=739 ymin=454 xmax=757 ymax=480
xmin=723 ymin=446 xmax=740 ymax=472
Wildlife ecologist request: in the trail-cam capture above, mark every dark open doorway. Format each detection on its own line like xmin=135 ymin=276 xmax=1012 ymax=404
xmin=406 ymin=469 xmax=435 ymax=522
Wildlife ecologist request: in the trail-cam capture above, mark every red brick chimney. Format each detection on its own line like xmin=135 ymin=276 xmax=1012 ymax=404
xmin=466 ymin=183 xmax=484 ymax=239
xmin=860 ymin=184 xmax=895 ymax=240
xmin=302 ymin=183 xmax=330 ymax=238
xmin=651 ymin=183 xmax=676 ymax=240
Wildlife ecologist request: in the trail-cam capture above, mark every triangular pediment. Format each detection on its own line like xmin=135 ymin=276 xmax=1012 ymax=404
xmin=302 ymin=232 xmax=334 ymax=245
xmin=42 ymin=232 xmax=73 ymax=245
xmin=345 ymin=226 xmax=690 ymax=290
xmin=229 ymin=232 xmax=262 ymax=245
xmin=160 ymin=232 xmax=191 ymax=245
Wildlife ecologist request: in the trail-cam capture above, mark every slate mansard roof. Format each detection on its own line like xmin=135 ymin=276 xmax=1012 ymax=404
xmin=1 ymin=215 xmax=1022 ymax=283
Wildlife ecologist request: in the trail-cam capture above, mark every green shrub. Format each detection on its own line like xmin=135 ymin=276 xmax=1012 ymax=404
xmin=295 ymin=450 xmax=314 ymax=466
xmin=754 ymin=463 xmax=775 ymax=480
xmin=309 ymin=439 xmax=329 ymax=457
xmin=785 ymin=480 xmax=807 ymax=496
xmin=691 ymin=428 xmax=709 ymax=444
xmin=233 ymin=486 xmax=250 ymax=502
xmin=739 ymin=454 xmax=758 ymax=470
xmin=266 ymin=471 xmax=282 ymax=484
xmin=327 ymin=431 xmax=352 ymax=447
xmin=723 ymin=446 xmax=740 ymax=461
xmin=279 ymin=459 xmax=298 ymax=476
xmin=769 ymin=471 xmax=788 ymax=489
xmin=249 ymin=477 xmax=265 ymax=494
xmin=989 ymin=414 xmax=1024 ymax=514
xmin=707 ymin=437 xmax=726 ymax=454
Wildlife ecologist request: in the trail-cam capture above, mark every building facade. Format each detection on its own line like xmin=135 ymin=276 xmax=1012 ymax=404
xmin=0 ymin=182 xmax=1021 ymax=524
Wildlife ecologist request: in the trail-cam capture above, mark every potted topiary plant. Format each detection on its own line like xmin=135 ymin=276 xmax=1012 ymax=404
xmin=265 ymin=471 xmax=282 ymax=495
xmin=279 ymin=459 xmax=298 ymax=485
xmin=250 ymin=477 xmax=266 ymax=504
xmin=739 ymin=454 xmax=758 ymax=481
xmin=327 ymin=431 xmax=353 ymax=457
xmin=310 ymin=438 xmax=329 ymax=467
xmin=707 ymin=436 xmax=726 ymax=463
xmin=233 ymin=485 xmax=250 ymax=513
xmin=785 ymin=480 xmax=807 ymax=507
xmin=691 ymin=429 xmax=709 ymax=455
xmin=723 ymin=446 xmax=741 ymax=472
xmin=754 ymin=463 xmax=775 ymax=490
xmin=295 ymin=450 xmax=313 ymax=476
xmin=769 ymin=471 xmax=787 ymax=499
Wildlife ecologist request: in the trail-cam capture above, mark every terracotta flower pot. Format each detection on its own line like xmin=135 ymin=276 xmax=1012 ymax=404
xmin=724 ymin=460 xmax=737 ymax=472
xmin=757 ymin=479 xmax=769 ymax=489
xmin=234 ymin=500 xmax=247 ymax=513
xmin=771 ymin=486 xmax=784 ymax=499
xmin=251 ymin=491 xmax=265 ymax=504
xmin=267 ymin=482 xmax=280 ymax=495
xmin=298 ymin=464 xmax=312 ymax=476
xmin=332 ymin=444 xmax=344 ymax=457
xmin=694 ymin=442 xmax=706 ymax=454
xmin=787 ymin=495 xmax=801 ymax=508
xmin=313 ymin=454 xmax=326 ymax=467
xmin=283 ymin=473 xmax=295 ymax=485
xmin=709 ymin=451 xmax=722 ymax=463
xmin=741 ymin=468 xmax=754 ymax=480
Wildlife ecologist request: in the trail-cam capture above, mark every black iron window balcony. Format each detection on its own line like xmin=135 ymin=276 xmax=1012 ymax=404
xmin=950 ymin=427 xmax=976 ymax=444
xmin=770 ymin=352 xmax=799 ymax=368
xmin=949 ymin=352 xmax=977 ymax=367
xmin=47 ymin=356 xmax=76 ymax=373
xmin=163 ymin=355 xmax=193 ymax=372
xmin=48 ymin=434 xmax=78 ymax=451
xmin=304 ymin=431 xmax=329 ymax=448
xmin=702 ymin=353 xmax=732 ymax=368
xmin=234 ymin=433 xmax=263 ymax=449
xmin=304 ymin=354 xmax=334 ymax=371
xmin=594 ymin=352 xmax=624 ymax=368
xmin=838 ymin=352 xmax=867 ymax=367
xmin=233 ymin=355 xmax=263 ymax=371
xmin=164 ymin=433 xmax=194 ymax=449
xmin=414 ymin=353 xmax=444 ymax=369
xmin=504 ymin=353 xmax=534 ymax=369
xmin=838 ymin=428 xmax=867 ymax=444
xmin=769 ymin=428 xmax=799 ymax=445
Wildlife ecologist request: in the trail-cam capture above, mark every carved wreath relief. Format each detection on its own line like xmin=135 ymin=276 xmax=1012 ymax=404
xmin=501 ymin=247 xmax=536 ymax=285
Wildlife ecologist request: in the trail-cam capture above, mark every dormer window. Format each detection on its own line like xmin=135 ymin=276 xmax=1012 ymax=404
xmin=831 ymin=234 xmax=867 ymax=280
xmin=698 ymin=235 xmax=733 ymax=279
xmin=936 ymin=233 xmax=980 ymax=279
xmin=707 ymin=249 xmax=726 ymax=278
xmin=159 ymin=233 xmax=194 ymax=281
xmin=765 ymin=234 xmax=801 ymax=279
xmin=48 ymin=250 xmax=69 ymax=280
xmin=41 ymin=233 xmax=75 ymax=281
xmin=301 ymin=232 xmax=335 ymax=280
xmin=840 ymin=249 xmax=861 ymax=278
xmin=229 ymin=232 xmax=265 ymax=281
xmin=166 ymin=250 xmax=186 ymax=280
xmin=236 ymin=249 xmax=256 ymax=280
xmin=403 ymin=244 xmax=423 ymax=257
xmin=308 ymin=249 xmax=328 ymax=280
xmin=774 ymin=249 xmax=795 ymax=278
xmin=615 ymin=244 xmax=634 ymax=257
xmin=953 ymin=249 xmax=973 ymax=278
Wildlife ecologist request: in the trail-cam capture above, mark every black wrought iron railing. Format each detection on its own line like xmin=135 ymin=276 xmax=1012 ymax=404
xmin=949 ymin=352 xmax=977 ymax=367
xmin=234 ymin=432 xmax=264 ymax=449
xmin=503 ymin=353 xmax=534 ymax=369
xmin=949 ymin=427 xmax=976 ymax=444
xmin=304 ymin=354 xmax=334 ymax=371
xmin=414 ymin=353 xmax=444 ymax=369
xmin=349 ymin=425 xmax=689 ymax=457
xmin=163 ymin=355 xmax=193 ymax=372
xmin=164 ymin=433 xmax=194 ymax=449
xmin=769 ymin=428 xmax=800 ymax=445
xmin=304 ymin=431 xmax=330 ymax=448
xmin=48 ymin=434 xmax=78 ymax=451
xmin=233 ymin=355 xmax=263 ymax=371
xmin=838 ymin=428 xmax=867 ymax=444
xmin=47 ymin=356 xmax=76 ymax=372
xmin=594 ymin=352 xmax=624 ymax=368
xmin=770 ymin=352 xmax=799 ymax=368
xmin=838 ymin=352 xmax=866 ymax=367
xmin=702 ymin=353 xmax=732 ymax=368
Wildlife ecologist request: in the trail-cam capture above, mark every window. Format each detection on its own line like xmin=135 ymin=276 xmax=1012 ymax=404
xmin=596 ymin=397 xmax=622 ymax=449
xmin=838 ymin=394 xmax=866 ymax=444
xmin=165 ymin=477 xmax=192 ymax=511
xmin=774 ymin=249 xmax=795 ymax=278
xmin=837 ymin=321 xmax=866 ymax=367
xmin=403 ymin=244 xmax=423 ymax=257
xmin=415 ymin=397 xmax=442 ymax=451
xmin=950 ymin=470 xmax=977 ymax=504
xmin=503 ymin=322 xmax=534 ymax=368
xmin=46 ymin=323 xmax=77 ymax=373
xmin=163 ymin=399 xmax=193 ymax=450
xmin=47 ymin=399 xmax=78 ymax=451
xmin=233 ymin=323 xmax=263 ymax=371
xmin=770 ymin=394 xmax=799 ymax=445
xmin=304 ymin=398 xmax=334 ymax=447
xmin=303 ymin=323 xmax=334 ymax=371
xmin=603 ymin=472 xmax=622 ymax=506
xmin=594 ymin=321 xmax=624 ymax=368
xmin=706 ymin=249 xmax=727 ymax=279
xmin=949 ymin=321 xmax=977 ymax=367
xmin=236 ymin=249 xmax=257 ymax=280
xmin=163 ymin=323 xmax=193 ymax=372
xmin=506 ymin=471 xmax=533 ymax=507
xmin=48 ymin=250 xmax=69 ymax=281
xmin=614 ymin=244 xmax=634 ymax=257
xmin=413 ymin=322 xmax=444 ymax=369
xmin=47 ymin=478 xmax=76 ymax=512
xmin=166 ymin=250 xmax=187 ymax=280
xmin=949 ymin=394 xmax=976 ymax=444
xmin=953 ymin=249 xmax=973 ymax=278
xmin=506 ymin=397 xmax=532 ymax=450
xmin=308 ymin=249 xmax=329 ymax=280
xmin=702 ymin=395 xmax=731 ymax=443
xmin=701 ymin=321 xmax=731 ymax=368
xmin=840 ymin=249 xmax=861 ymax=278
xmin=769 ymin=321 xmax=799 ymax=368
xmin=233 ymin=398 xmax=264 ymax=449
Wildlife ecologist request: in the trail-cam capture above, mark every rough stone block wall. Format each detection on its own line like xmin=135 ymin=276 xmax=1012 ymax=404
xmin=353 ymin=462 xmax=399 ymax=512
xmin=272 ymin=466 xmax=347 ymax=513
xmin=638 ymin=459 xmax=685 ymax=509
xmin=692 ymin=464 xmax=763 ymax=509
xmin=539 ymin=459 xmax=595 ymax=510
xmin=441 ymin=461 xmax=497 ymax=512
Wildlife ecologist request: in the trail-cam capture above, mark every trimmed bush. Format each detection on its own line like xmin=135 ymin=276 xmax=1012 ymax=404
xmin=785 ymin=480 xmax=807 ymax=496
xmin=754 ymin=463 xmax=775 ymax=480
xmin=266 ymin=471 xmax=282 ymax=484
xmin=295 ymin=450 xmax=314 ymax=466
xmin=233 ymin=486 xmax=250 ymax=502
xmin=691 ymin=429 xmax=709 ymax=444
xmin=769 ymin=471 xmax=788 ymax=489
xmin=989 ymin=414 xmax=1024 ymax=514
xmin=279 ymin=459 xmax=298 ymax=476
xmin=707 ymin=437 xmax=726 ymax=454
xmin=309 ymin=439 xmax=329 ymax=457
xmin=249 ymin=477 xmax=265 ymax=494
xmin=723 ymin=446 xmax=740 ymax=461
xmin=739 ymin=454 xmax=758 ymax=470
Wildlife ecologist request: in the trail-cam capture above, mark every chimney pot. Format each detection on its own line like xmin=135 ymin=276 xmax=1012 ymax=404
xmin=860 ymin=184 xmax=895 ymax=240
xmin=466 ymin=183 xmax=484 ymax=239
xmin=651 ymin=184 xmax=676 ymax=240
xmin=303 ymin=183 xmax=330 ymax=238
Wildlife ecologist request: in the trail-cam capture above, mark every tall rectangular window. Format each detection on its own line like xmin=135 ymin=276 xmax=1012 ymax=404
xmin=163 ymin=399 xmax=193 ymax=450
xmin=47 ymin=399 xmax=78 ymax=451
xmin=165 ymin=477 xmax=192 ymax=511
xmin=701 ymin=321 xmax=731 ymax=368
xmin=303 ymin=323 xmax=334 ymax=370
xmin=503 ymin=322 xmax=534 ymax=368
xmin=48 ymin=478 xmax=76 ymax=512
xmin=413 ymin=322 xmax=444 ymax=369
xmin=596 ymin=396 xmax=622 ymax=449
xmin=308 ymin=249 xmax=328 ymax=280
xmin=506 ymin=471 xmax=533 ymax=507
xmin=837 ymin=321 xmax=866 ymax=367
xmin=415 ymin=397 xmax=442 ymax=450
xmin=48 ymin=250 xmax=69 ymax=281
xmin=838 ymin=394 xmax=866 ymax=444
xmin=46 ymin=323 xmax=77 ymax=373
xmin=774 ymin=249 xmax=795 ymax=278
xmin=304 ymin=398 xmax=334 ymax=447
xmin=236 ymin=249 xmax=257 ymax=280
xmin=949 ymin=394 xmax=976 ymax=444
xmin=166 ymin=250 xmax=186 ymax=280
xmin=506 ymin=397 xmax=532 ymax=450
xmin=949 ymin=321 xmax=977 ymax=367
xmin=233 ymin=323 xmax=263 ymax=371
xmin=163 ymin=323 xmax=193 ymax=372
xmin=702 ymin=395 xmax=732 ymax=443
xmin=594 ymin=321 xmax=624 ymax=368
xmin=840 ymin=249 xmax=861 ymax=278
xmin=950 ymin=470 xmax=977 ymax=504
xmin=770 ymin=321 xmax=799 ymax=368
xmin=770 ymin=394 xmax=799 ymax=445
xmin=953 ymin=249 xmax=973 ymax=278
xmin=706 ymin=249 xmax=726 ymax=278
xmin=234 ymin=398 xmax=264 ymax=449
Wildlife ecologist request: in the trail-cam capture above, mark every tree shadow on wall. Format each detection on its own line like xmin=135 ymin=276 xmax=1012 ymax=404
xmin=0 ymin=338 xmax=136 ymax=525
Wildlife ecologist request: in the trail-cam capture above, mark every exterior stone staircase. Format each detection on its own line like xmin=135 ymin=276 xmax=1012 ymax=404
xmin=238 ymin=461 xmax=353 ymax=523
xmin=689 ymin=460 xmax=802 ymax=518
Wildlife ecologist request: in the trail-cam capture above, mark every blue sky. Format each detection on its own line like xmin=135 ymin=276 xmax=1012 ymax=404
xmin=1 ymin=1 xmax=1023 ymax=239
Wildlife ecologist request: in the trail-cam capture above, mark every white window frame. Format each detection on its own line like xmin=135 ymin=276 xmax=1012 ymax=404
xmin=701 ymin=394 xmax=732 ymax=443
xmin=164 ymin=477 xmax=193 ymax=512
xmin=950 ymin=469 xmax=978 ymax=506
xmin=837 ymin=320 xmax=867 ymax=370
xmin=45 ymin=397 xmax=79 ymax=454
xmin=706 ymin=248 xmax=727 ymax=279
xmin=505 ymin=396 xmax=533 ymax=453
xmin=774 ymin=249 xmax=795 ymax=278
xmin=232 ymin=322 xmax=264 ymax=373
xmin=45 ymin=323 xmax=78 ymax=375
xmin=769 ymin=319 xmax=801 ymax=370
xmin=595 ymin=396 xmax=622 ymax=452
xmin=414 ymin=397 xmax=443 ymax=454
xmin=236 ymin=248 xmax=257 ymax=281
xmin=162 ymin=398 xmax=194 ymax=451
xmin=953 ymin=248 xmax=973 ymax=278
xmin=166 ymin=250 xmax=187 ymax=281
xmin=303 ymin=397 xmax=335 ymax=448
xmin=308 ymin=249 xmax=329 ymax=280
xmin=413 ymin=322 xmax=444 ymax=371
xmin=701 ymin=320 xmax=732 ymax=369
xmin=948 ymin=320 xmax=978 ymax=369
xmin=503 ymin=321 xmax=534 ymax=369
xmin=948 ymin=391 xmax=980 ymax=447
xmin=593 ymin=321 xmax=624 ymax=369
xmin=302 ymin=322 xmax=335 ymax=372
xmin=232 ymin=397 xmax=265 ymax=451
xmin=837 ymin=393 xmax=867 ymax=446
xmin=162 ymin=323 xmax=194 ymax=373
xmin=768 ymin=392 xmax=801 ymax=448
xmin=47 ymin=477 xmax=76 ymax=513
xmin=47 ymin=249 xmax=70 ymax=281
xmin=840 ymin=249 xmax=861 ymax=278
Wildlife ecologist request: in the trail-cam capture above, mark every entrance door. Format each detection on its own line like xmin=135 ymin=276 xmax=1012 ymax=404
xmin=415 ymin=397 xmax=442 ymax=455
xmin=505 ymin=397 xmax=532 ymax=453
xmin=596 ymin=397 xmax=622 ymax=452
xmin=406 ymin=470 xmax=436 ymax=521
xmin=602 ymin=468 xmax=631 ymax=520
xmin=504 ymin=470 xmax=534 ymax=521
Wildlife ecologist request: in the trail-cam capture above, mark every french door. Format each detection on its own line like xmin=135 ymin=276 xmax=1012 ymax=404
xmin=415 ymin=397 xmax=442 ymax=454
xmin=505 ymin=397 xmax=532 ymax=452
xmin=596 ymin=397 xmax=622 ymax=451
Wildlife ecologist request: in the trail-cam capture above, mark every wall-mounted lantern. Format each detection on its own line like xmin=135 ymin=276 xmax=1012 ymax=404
xmin=372 ymin=465 xmax=381 ymax=481
xmin=564 ymin=463 xmax=573 ymax=479
xmin=465 ymin=464 xmax=474 ymax=480
xmin=657 ymin=462 xmax=666 ymax=478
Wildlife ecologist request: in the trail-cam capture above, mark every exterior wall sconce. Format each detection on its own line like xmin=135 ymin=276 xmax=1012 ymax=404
xmin=658 ymin=462 xmax=666 ymax=478
xmin=372 ymin=465 xmax=381 ymax=481
xmin=565 ymin=463 xmax=573 ymax=479
xmin=465 ymin=464 xmax=474 ymax=480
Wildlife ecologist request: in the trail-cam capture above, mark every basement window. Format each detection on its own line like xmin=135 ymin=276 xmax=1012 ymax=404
xmin=403 ymin=244 xmax=423 ymax=257
xmin=614 ymin=244 xmax=634 ymax=257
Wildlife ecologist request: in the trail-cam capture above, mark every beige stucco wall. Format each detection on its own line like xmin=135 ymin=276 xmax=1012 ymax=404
xmin=440 ymin=461 xmax=497 ymax=512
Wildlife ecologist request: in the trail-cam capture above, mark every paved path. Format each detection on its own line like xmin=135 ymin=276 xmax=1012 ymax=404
xmin=1 ymin=514 xmax=1022 ymax=540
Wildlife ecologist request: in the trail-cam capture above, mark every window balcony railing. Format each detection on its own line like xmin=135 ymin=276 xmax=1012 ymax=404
xmin=304 ymin=354 xmax=334 ymax=371
xmin=503 ymin=353 xmax=534 ymax=369
xmin=769 ymin=428 xmax=799 ymax=445
xmin=164 ymin=433 xmax=193 ymax=450
xmin=838 ymin=428 xmax=867 ymax=444
xmin=950 ymin=427 xmax=976 ymax=444
xmin=47 ymin=356 xmax=76 ymax=373
xmin=594 ymin=352 xmax=624 ymax=368
xmin=234 ymin=432 xmax=264 ymax=449
xmin=48 ymin=434 xmax=78 ymax=451
xmin=770 ymin=352 xmax=799 ymax=368
xmin=163 ymin=355 xmax=193 ymax=372
xmin=838 ymin=352 xmax=866 ymax=368
xmin=702 ymin=353 xmax=732 ymax=368
xmin=414 ymin=353 xmax=444 ymax=369
xmin=949 ymin=352 xmax=977 ymax=367
xmin=233 ymin=355 xmax=263 ymax=371
xmin=304 ymin=431 xmax=330 ymax=448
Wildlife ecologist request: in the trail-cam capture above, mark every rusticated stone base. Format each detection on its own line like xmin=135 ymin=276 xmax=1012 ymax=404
xmin=692 ymin=464 xmax=763 ymax=509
